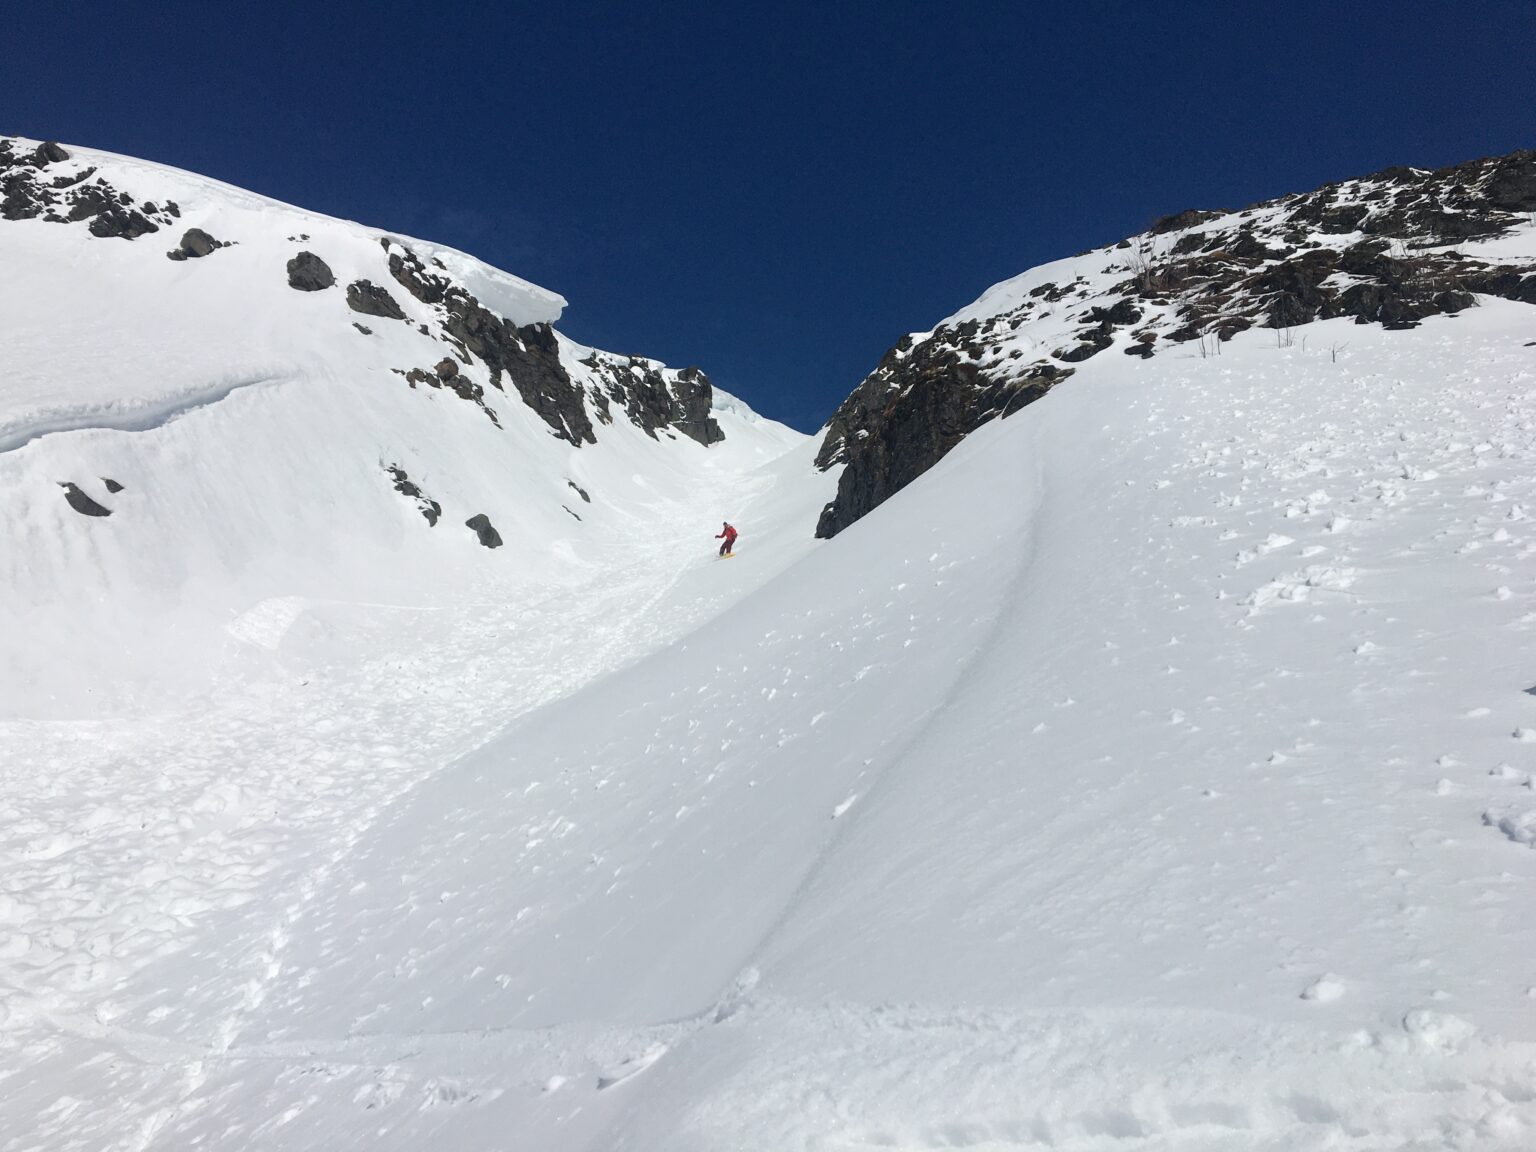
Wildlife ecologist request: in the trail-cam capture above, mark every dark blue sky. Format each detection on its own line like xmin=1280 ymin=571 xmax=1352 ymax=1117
xmin=9 ymin=2 xmax=1534 ymax=430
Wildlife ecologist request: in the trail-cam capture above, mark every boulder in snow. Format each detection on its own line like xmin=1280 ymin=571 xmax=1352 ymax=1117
xmin=346 ymin=279 xmax=406 ymax=320
xmin=166 ymin=228 xmax=224 ymax=261
xmin=286 ymin=251 xmax=334 ymax=292
xmin=60 ymin=482 xmax=111 ymax=517
xmin=465 ymin=513 xmax=502 ymax=549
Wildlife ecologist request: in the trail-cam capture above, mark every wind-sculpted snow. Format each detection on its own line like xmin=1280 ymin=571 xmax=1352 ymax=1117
xmin=7 ymin=138 xmax=1536 ymax=1151
xmin=0 ymin=372 xmax=286 ymax=453
xmin=9 ymin=301 xmax=1534 ymax=1149
xmin=0 ymin=134 xmax=770 ymax=714
xmin=0 ymin=135 xmax=566 ymax=324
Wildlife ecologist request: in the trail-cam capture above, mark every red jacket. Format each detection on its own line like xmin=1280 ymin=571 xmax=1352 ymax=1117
xmin=717 ymin=524 xmax=738 ymax=542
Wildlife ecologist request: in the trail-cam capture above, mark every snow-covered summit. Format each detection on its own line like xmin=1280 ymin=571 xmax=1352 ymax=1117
xmin=0 ymin=134 xmax=803 ymax=715
xmin=815 ymin=148 xmax=1536 ymax=536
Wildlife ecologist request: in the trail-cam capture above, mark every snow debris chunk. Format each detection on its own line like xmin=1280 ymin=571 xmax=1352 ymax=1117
xmin=1300 ymin=974 xmax=1347 ymax=1002
xmin=1402 ymin=1008 xmax=1477 ymax=1052
xmin=1484 ymin=806 xmax=1536 ymax=846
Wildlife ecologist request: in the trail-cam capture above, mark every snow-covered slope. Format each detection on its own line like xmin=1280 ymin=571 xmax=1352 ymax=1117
xmin=6 ymin=142 xmax=1536 ymax=1152
xmin=0 ymin=135 xmax=800 ymax=718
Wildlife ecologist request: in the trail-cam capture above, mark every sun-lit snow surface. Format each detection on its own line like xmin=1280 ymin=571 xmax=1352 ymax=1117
xmin=0 ymin=138 xmax=819 ymax=1145
xmin=0 ymin=139 xmax=564 ymax=444
xmin=11 ymin=290 xmax=1536 ymax=1146
xmin=0 ymin=138 xmax=800 ymax=717
xmin=6 ymin=144 xmax=1536 ymax=1149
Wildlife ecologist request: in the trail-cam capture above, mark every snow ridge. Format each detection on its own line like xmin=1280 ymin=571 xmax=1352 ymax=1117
xmin=0 ymin=372 xmax=286 ymax=454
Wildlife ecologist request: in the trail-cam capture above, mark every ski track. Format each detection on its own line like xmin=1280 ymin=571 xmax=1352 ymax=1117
xmin=6 ymin=321 xmax=1536 ymax=1150
xmin=609 ymin=331 xmax=1536 ymax=1151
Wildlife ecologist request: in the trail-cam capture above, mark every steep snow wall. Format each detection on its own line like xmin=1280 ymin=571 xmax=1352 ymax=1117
xmin=108 ymin=300 xmax=1536 ymax=1152
xmin=0 ymin=136 xmax=795 ymax=716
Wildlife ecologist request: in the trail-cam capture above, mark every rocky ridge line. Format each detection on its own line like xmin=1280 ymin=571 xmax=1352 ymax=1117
xmin=1 ymin=136 xmax=727 ymax=453
xmin=814 ymin=148 xmax=1536 ymax=538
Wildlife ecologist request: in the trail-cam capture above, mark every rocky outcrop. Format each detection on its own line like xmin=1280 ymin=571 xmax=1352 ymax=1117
xmin=386 ymin=241 xmax=596 ymax=446
xmin=814 ymin=321 xmax=1072 ymax=538
xmin=577 ymin=354 xmax=724 ymax=446
xmin=669 ymin=366 xmax=726 ymax=446
xmin=465 ymin=513 xmax=502 ymax=548
xmin=813 ymin=148 xmax=1536 ymax=539
xmin=166 ymin=228 xmax=225 ymax=260
xmin=1 ymin=136 xmax=733 ymax=460
xmin=347 ymin=279 xmax=405 ymax=320
xmin=385 ymin=465 xmax=441 ymax=525
xmin=1118 ymin=150 xmax=1536 ymax=343
xmin=395 ymin=364 xmax=502 ymax=427
xmin=0 ymin=138 xmax=177 ymax=237
xmin=60 ymin=482 xmax=111 ymax=517
xmin=286 ymin=251 xmax=334 ymax=291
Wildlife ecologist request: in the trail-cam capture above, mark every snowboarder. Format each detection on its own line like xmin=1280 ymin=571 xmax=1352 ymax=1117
xmin=716 ymin=521 xmax=738 ymax=557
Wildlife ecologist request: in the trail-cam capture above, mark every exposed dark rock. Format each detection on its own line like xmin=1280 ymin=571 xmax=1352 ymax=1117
xmin=386 ymin=243 xmax=596 ymax=445
xmin=1056 ymin=331 xmax=1114 ymax=362
xmin=102 ymin=478 xmax=124 ymax=494
xmin=1466 ymin=270 xmax=1536 ymax=304
xmin=64 ymin=182 xmax=117 ymax=222
xmin=465 ymin=513 xmax=502 ymax=548
xmin=578 ymin=357 xmax=723 ymax=446
xmin=1 ymin=142 xmax=175 ymax=235
xmin=1087 ymin=299 xmax=1142 ymax=327
xmin=88 ymin=206 xmax=159 ymax=240
xmin=1151 ymin=208 xmax=1225 ymax=235
xmin=568 ymin=480 xmax=591 ymax=502
xmin=814 ymin=325 xmax=1071 ymax=538
xmin=1318 ymin=204 xmax=1369 ymax=233
xmin=346 ymin=279 xmax=406 ymax=320
xmin=181 ymin=227 xmax=219 ymax=256
xmin=385 ymin=464 xmax=441 ymax=526
xmin=32 ymin=141 xmax=70 ymax=166
xmin=53 ymin=166 xmax=94 ymax=189
xmin=435 ymin=357 xmax=460 ymax=380
xmin=394 ymin=364 xmax=500 ymax=426
xmin=60 ymin=482 xmax=111 ymax=517
xmin=166 ymin=227 xmax=222 ymax=260
xmin=563 ymin=505 xmax=582 ymax=521
xmin=286 ymin=251 xmax=334 ymax=291
xmin=669 ymin=366 xmax=726 ymax=446
xmin=813 ymin=147 xmax=1536 ymax=540
xmin=1221 ymin=231 xmax=1289 ymax=262
xmin=1485 ymin=154 xmax=1536 ymax=211
xmin=1434 ymin=289 xmax=1477 ymax=313
xmin=353 ymin=322 xmax=373 ymax=335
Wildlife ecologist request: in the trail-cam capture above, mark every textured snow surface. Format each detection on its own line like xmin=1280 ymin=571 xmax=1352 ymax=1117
xmin=6 ymin=153 xmax=1536 ymax=1147
xmin=0 ymin=135 xmax=803 ymax=719
xmin=0 ymin=138 xmax=563 ymax=449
